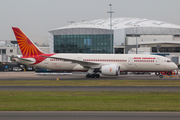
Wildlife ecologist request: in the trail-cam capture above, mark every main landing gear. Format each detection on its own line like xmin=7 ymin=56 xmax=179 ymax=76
xmin=86 ymin=73 xmax=100 ymax=78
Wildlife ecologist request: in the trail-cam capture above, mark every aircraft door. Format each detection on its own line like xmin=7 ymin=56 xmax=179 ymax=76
xmin=128 ymin=58 xmax=133 ymax=65
xmin=155 ymin=58 xmax=160 ymax=65
xmin=44 ymin=58 xmax=49 ymax=64
xmin=164 ymin=60 xmax=166 ymax=70
xmin=77 ymin=57 xmax=82 ymax=61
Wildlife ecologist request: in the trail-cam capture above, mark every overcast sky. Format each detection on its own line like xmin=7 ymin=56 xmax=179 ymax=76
xmin=1 ymin=0 xmax=180 ymax=40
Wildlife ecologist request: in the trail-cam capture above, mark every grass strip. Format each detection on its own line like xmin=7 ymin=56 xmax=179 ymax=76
xmin=0 ymin=80 xmax=180 ymax=86
xmin=0 ymin=91 xmax=180 ymax=111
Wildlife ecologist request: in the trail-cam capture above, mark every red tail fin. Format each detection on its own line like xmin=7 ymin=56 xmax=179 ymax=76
xmin=12 ymin=27 xmax=43 ymax=57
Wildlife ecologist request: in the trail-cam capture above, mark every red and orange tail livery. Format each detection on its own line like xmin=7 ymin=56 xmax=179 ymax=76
xmin=12 ymin=27 xmax=43 ymax=57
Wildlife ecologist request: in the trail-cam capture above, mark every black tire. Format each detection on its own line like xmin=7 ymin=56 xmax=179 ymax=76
xmin=167 ymin=71 xmax=172 ymax=76
xmin=95 ymin=74 xmax=100 ymax=78
xmin=86 ymin=74 xmax=90 ymax=78
xmin=155 ymin=72 xmax=160 ymax=76
xmin=91 ymin=74 xmax=95 ymax=78
xmin=159 ymin=75 xmax=163 ymax=78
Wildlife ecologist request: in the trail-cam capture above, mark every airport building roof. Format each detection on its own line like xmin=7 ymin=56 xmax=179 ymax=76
xmin=50 ymin=17 xmax=180 ymax=31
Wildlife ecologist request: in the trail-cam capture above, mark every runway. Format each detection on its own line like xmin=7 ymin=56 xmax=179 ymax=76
xmin=0 ymin=71 xmax=180 ymax=80
xmin=0 ymin=86 xmax=180 ymax=92
xmin=0 ymin=111 xmax=180 ymax=120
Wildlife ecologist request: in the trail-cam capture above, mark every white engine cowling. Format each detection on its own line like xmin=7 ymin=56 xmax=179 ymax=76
xmin=100 ymin=65 xmax=120 ymax=76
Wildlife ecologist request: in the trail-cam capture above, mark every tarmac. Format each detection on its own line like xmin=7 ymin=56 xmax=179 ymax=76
xmin=1 ymin=71 xmax=180 ymax=80
xmin=0 ymin=111 xmax=180 ymax=120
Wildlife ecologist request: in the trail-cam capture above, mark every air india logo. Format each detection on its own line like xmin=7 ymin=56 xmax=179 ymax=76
xmin=12 ymin=28 xmax=43 ymax=57
xmin=110 ymin=68 xmax=112 ymax=72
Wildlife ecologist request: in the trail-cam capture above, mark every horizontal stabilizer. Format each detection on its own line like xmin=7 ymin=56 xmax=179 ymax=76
xmin=9 ymin=55 xmax=34 ymax=62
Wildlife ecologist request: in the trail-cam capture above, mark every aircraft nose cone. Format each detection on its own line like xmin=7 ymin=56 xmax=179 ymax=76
xmin=172 ymin=63 xmax=178 ymax=70
xmin=175 ymin=64 xmax=178 ymax=69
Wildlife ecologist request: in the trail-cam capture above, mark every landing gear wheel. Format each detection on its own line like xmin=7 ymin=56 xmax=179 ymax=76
xmin=155 ymin=72 xmax=160 ymax=76
xmin=86 ymin=74 xmax=90 ymax=78
xmin=167 ymin=71 xmax=172 ymax=76
xmin=86 ymin=73 xmax=100 ymax=78
xmin=95 ymin=74 xmax=100 ymax=78
xmin=159 ymin=75 xmax=163 ymax=78
xmin=91 ymin=74 xmax=95 ymax=78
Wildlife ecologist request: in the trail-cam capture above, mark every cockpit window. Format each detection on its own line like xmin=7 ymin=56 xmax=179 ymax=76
xmin=167 ymin=60 xmax=172 ymax=63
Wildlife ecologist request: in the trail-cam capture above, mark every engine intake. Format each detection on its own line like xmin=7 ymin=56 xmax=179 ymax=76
xmin=100 ymin=65 xmax=120 ymax=76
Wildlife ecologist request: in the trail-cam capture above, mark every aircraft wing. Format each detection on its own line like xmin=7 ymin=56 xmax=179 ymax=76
xmin=41 ymin=55 xmax=103 ymax=68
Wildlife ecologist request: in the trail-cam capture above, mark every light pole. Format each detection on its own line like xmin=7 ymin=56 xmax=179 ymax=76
xmin=107 ymin=4 xmax=114 ymax=54
xmin=134 ymin=25 xmax=139 ymax=54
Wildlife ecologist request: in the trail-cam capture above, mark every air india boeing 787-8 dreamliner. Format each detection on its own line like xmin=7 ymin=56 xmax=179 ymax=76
xmin=11 ymin=27 xmax=177 ymax=78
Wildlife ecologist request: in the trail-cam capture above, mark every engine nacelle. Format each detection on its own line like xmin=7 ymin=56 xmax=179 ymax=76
xmin=100 ymin=65 xmax=120 ymax=76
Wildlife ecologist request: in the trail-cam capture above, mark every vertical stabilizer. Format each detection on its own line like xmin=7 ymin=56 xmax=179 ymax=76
xmin=12 ymin=27 xmax=43 ymax=57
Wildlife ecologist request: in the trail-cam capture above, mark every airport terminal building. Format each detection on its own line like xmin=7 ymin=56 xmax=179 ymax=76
xmin=48 ymin=17 xmax=180 ymax=56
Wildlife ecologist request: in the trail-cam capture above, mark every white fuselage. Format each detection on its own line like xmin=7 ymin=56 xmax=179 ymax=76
xmin=16 ymin=54 xmax=177 ymax=72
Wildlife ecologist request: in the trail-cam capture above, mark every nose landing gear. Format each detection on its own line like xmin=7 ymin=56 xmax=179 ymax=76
xmin=167 ymin=71 xmax=172 ymax=76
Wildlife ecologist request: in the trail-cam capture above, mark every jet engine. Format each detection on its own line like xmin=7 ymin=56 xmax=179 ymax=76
xmin=100 ymin=65 xmax=120 ymax=76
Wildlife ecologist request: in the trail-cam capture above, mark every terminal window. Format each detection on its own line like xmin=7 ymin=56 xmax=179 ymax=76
xmin=54 ymin=34 xmax=113 ymax=54
xmin=152 ymin=47 xmax=180 ymax=52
